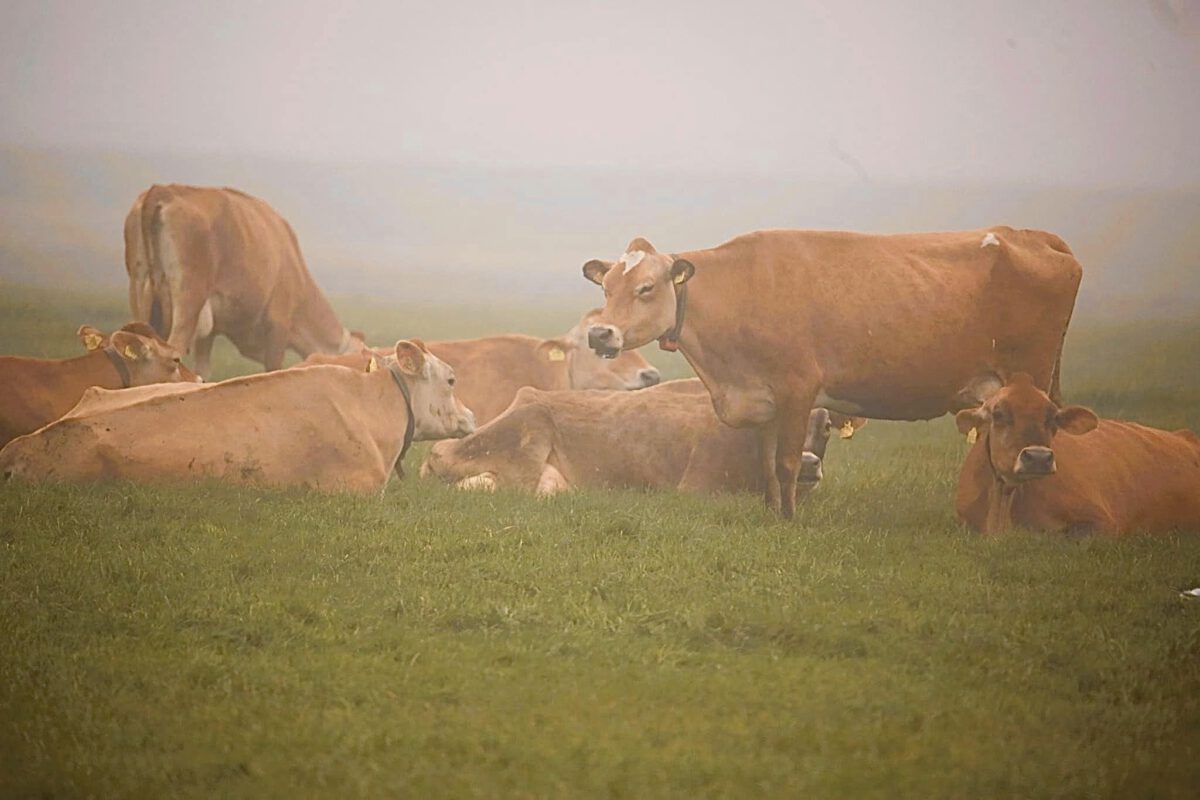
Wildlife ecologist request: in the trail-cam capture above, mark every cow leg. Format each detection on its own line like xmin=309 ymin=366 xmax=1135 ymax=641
xmin=775 ymin=393 xmax=818 ymax=520
xmin=756 ymin=419 xmax=781 ymax=512
xmin=263 ymin=326 xmax=290 ymax=372
xmin=192 ymin=332 xmax=216 ymax=381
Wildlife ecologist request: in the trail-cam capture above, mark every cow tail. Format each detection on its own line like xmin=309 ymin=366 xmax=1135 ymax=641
xmin=140 ymin=188 xmax=172 ymax=339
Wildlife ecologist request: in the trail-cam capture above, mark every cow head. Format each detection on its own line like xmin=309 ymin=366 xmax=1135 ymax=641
xmin=390 ymin=339 xmax=475 ymax=440
xmin=582 ymin=237 xmax=694 ymax=357
xmin=93 ymin=323 xmax=202 ymax=385
xmin=955 ymin=373 xmax=1097 ymax=485
xmin=537 ymin=309 xmax=661 ymax=390
xmin=797 ymin=410 xmax=869 ymax=486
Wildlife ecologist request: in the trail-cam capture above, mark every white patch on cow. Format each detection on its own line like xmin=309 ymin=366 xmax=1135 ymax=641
xmin=456 ymin=472 xmax=496 ymax=492
xmin=619 ymin=250 xmax=645 ymax=274
xmin=814 ymin=389 xmax=865 ymax=415
xmin=981 ymin=232 xmax=1000 ymax=248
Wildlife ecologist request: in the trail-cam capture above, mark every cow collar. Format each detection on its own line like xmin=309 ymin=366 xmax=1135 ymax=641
xmin=658 ymin=256 xmax=688 ymax=353
xmin=387 ymin=362 xmax=417 ymax=464
xmin=102 ymin=345 xmax=132 ymax=389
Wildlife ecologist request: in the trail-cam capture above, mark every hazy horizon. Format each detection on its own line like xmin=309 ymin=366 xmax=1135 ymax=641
xmin=3 ymin=1 xmax=1199 ymax=187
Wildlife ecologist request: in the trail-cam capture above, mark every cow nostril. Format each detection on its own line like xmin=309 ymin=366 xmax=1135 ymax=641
xmin=639 ymin=369 xmax=661 ymax=386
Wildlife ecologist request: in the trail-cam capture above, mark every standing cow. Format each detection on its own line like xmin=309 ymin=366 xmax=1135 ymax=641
xmin=581 ymin=228 xmax=1082 ymax=517
xmin=125 ymin=184 xmax=364 ymax=378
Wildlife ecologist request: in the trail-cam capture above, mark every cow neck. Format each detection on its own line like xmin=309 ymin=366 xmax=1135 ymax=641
xmin=657 ymin=254 xmax=688 ymax=352
xmin=982 ymin=427 xmax=1018 ymax=533
xmin=387 ymin=363 xmax=417 ymax=465
xmin=102 ymin=346 xmax=133 ymax=389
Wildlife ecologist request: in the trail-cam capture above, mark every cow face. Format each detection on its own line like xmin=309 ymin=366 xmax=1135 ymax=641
xmin=393 ymin=340 xmax=476 ymax=440
xmin=538 ymin=309 xmax=661 ymax=391
xmin=108 ymin=326 xmax=202 ymax=385
xmin=581 ymin=238 xmax=694 ymax=357
xmin=955 ymin=373 xmax=1098 ymax=484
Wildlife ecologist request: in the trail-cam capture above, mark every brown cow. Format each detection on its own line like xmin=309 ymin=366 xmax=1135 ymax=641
xmin=420 ymin=379 xmax=864 ymax=496
xmin=582 ymin=228 xmax=1082 ymax=517
xmin=301 ymin=310 xmax=661 ymax=425
xmin=125 ymin=184 xmax=365 ymax=378
xmin=955 ymin=373 xmax=1200 ymax=535
xmin=0 ymin=322 xmax=199 ymax=448
xmin=0 ymin=341 xmax=474 ymax=494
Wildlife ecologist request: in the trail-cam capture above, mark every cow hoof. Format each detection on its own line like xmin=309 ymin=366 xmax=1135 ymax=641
xmin=456 ymin=472 xmax=497 ymax=492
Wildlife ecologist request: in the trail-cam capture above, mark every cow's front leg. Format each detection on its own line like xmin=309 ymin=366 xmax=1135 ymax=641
xmin=756 ymin=419 xmax=781 ymax=512
xmin=775 ymin=392 xmax=818 ymax=520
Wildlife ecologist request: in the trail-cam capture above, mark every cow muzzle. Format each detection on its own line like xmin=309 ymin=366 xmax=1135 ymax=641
xmin=1014 ymin=446 xmax=1056 ymax=479
xmin=637 ymin=368 xmax=661 ymax=388
xmin=587 ymin=324 xmax=623 ymax=359
xmin=798 ymin=452 xmax=823 ymax=485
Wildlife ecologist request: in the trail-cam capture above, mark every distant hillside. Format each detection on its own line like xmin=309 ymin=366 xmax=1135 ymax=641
xmin=1 ymin=145 xmax=1197 ymax=318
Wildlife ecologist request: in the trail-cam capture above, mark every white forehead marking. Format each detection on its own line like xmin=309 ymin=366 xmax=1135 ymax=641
xmin=980 ymin=232 xmax=1000 ymax=248
xmin=619 ymin=250 xmax=645 ymax=274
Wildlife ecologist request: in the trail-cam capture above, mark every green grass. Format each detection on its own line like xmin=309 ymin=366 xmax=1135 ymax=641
xmin=1 ymin=282 xmax=1199 ymax=798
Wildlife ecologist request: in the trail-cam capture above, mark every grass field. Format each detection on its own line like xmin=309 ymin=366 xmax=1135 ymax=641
xmin=1 ymin=281 xmax=1199 ymax=798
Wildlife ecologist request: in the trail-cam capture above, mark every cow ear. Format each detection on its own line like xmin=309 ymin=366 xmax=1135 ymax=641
xmin=366 ymin=355 xmax=380 ymax=373
xmin=393 ymin=340 xmax=427 ymax=376
xmin=670 ymin=259 xmax=695 ymax=286
xmin=536 ymin=337 xmax=574 ymax=362
xmin=955 ymin=406 xmax=988 ymax=435
xmin=1056 ymin=405 xmax=1098 ymax=435
xmin=828 ymin=412 xmax=869 ymax=440
xmin=583 ymin=259 xmax=614 ymax=285
xmin=77 ymin=325 xmax=106 ymax=351
xmin=109 ymin=331 xmax=150 ymax=360
xmin=409 ymin=338 xmax=430 ymax=353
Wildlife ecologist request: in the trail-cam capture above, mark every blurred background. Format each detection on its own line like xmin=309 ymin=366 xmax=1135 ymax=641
xmin=1 ymin=0 xmax=1198 ymax=316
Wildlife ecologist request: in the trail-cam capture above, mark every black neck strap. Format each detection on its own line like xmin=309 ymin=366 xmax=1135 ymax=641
xmin=102 ymin=346 xmax=132 ymax=389
xmin=658 ymin=255 xmax=688 ymax=352
xmin=388 ymin=363 xmax=417 ymax=465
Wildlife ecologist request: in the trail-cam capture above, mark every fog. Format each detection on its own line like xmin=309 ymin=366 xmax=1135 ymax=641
xmin=1 ymin=1 xmax=1198 ymax=315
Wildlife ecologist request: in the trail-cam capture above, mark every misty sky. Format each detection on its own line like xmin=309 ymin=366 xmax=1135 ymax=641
xmin=2 ymin=0 xmax=1198 ymax=186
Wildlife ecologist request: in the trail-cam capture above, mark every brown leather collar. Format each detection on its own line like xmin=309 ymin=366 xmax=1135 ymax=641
xmin=102 ymin=345 xmax=132 ymax=389
xmin=388 ymin=363 xmax=417 ymax=466
xmin=658 ymin=257 xmax=688 ymax=352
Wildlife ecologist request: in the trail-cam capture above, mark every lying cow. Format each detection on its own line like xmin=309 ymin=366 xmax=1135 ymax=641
xmin=420 ymin=379 xmax=864 ymax=496
xmin=125 ymin=184 xmax=365 ymax=378
xmin=298 ymin=309 xmax=661 ymax=425
xmin=0 ymin=322 xmax=199 ymax=448
xmin=955 ymin=373 xmax=1200 ymax=534
xmin=581 ymin=228 xmax=1082 ymax=517
xmin=0 ymin=341 xmax=474 ymax=494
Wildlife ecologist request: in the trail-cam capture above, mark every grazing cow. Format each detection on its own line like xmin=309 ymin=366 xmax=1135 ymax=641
xmin=955 ymin=373 xmax=1200 ymax=535
xmin=420 ymin=379 xmax=864 ymax=496
xmin=300 ymin=310 xmax=662 ymax=425
xmin=0 ymin=322 xmax=199 ymax=448
xmin=125 ymin=184 xmax=365 ymax=378
xmin=0 ymin=341 xmax=474 ymax=494
xmin=582 ymin=228 xmax=1082 ymax=517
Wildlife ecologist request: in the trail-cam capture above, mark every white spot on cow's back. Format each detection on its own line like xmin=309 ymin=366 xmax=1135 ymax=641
xmin=981 ymin=232 xmax=1000 ymax=248
xmin=620 ymin=250 xmax=645 ymax=274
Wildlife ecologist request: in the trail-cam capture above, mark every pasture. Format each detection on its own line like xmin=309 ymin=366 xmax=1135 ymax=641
xmin=1 ymin=282 xmax=1199 ymax=798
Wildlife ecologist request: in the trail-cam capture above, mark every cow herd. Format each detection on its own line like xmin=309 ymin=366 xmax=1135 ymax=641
xmin=2 ymin=183 xmax=1199 ymax=535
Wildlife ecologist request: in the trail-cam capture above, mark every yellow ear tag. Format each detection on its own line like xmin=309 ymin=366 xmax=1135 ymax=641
xmin=123 ymin=345 xmax=138 ymax=360
xmin=367 ymin=357 xmax=379 ymax=373
xmin=672 ymin=272 xmax=687 ymax=285
xmin=547 ymin=347 xmax=565 ymax=362
xmin=966 ymin=427 xmax=978 ymax=445
xmin=84 ymin=333 xmax=103 ymax=351
xmin=839 ymin=420 xmax=855 ymax=440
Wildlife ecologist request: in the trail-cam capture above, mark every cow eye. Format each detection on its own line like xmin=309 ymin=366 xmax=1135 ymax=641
xmin=448 ymin=376 xmax=456 ymax=387
xmin=991 ymin=407 xmax=1009 ymax=426
xmin=636 ymin=283 xmax=654 ymax=296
